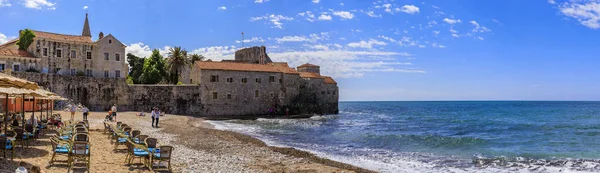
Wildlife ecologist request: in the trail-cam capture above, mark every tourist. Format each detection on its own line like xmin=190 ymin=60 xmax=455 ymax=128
xmin=151 ymin=107 xmax=160 ymax=127
xmin=15 ymin=161 xmax=27 ymax=173
xmin=11 ymin=115 xmax=19 ymax=127
xmin=27 ymin=114 xmax=37 ymax=128
xmin=111 ymin=104 xmax=117 ymax=122
xmin=82 ymin=106 xmax=89 ymax=120
xmin=70 ymin=103 xmax=76 ymax=120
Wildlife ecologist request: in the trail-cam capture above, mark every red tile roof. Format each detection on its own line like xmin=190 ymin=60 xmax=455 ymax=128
xmin=0 ymin=49 xmax=36 ymax=58
xmin=299 ymin=72 xmax=337 ymax=84
xmin=323 ymin=77 xmax=337 ymax=84
xmin=0 ymin=39 xmax=18 ymax=49
xmin=196 ymin=61 xmax=299 ymax=74
xmin=298 ymin=63 xmax=320 ymax=68
xmin=32 ymin=30 xmax=93 ymax=43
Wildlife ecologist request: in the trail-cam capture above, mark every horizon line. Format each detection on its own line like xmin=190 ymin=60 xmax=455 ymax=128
xmin=339 ymin=100 xmax=600 ymax=102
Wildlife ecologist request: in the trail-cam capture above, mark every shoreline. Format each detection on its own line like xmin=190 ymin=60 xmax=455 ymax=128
xmin=201 ymin=118 xmax=376 ymax=173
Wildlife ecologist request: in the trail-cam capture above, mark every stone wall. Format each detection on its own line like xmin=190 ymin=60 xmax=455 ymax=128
xmin=13 ymin=71 xmax=338 ymax=117
xmin=234 ymin=46 xmax=273 ymax=64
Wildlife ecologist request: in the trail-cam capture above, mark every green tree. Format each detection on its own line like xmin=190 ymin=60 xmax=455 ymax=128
xmin=16 ymin=29 xmax=36 ymax=50
xmin=126 ymin=76 xmax=134 ymax=84
xmin=166 ymin=46 xmax=189 ymax=84
xmin=188 ymin=54 xmax=205 ymax=65
xmin=126 ymin=53 xmax=145 ymax=84
xmin=139 ymin=49 xmax=167 ymax=84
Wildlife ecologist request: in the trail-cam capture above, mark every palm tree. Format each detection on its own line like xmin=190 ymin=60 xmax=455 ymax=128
xmin=189 ymin=54 xmax=205 ymax=65
xmin=166 ymin=46 xmax=188 ymax=84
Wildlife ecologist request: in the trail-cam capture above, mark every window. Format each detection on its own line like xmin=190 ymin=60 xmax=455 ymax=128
xmin=0 ymin=64 xmax=4 ymax=71
xmin=56 ymin=49 xmax=62 ymax=58
xmin=321 ymin=91 xmax=325 ymax=95
xmin=255 ymin=78 xmax=261 ymax=83
xmin=86 ymin=52 xmax=92 ymax=59
xmin=115 ymin=54 xmax=120 ymax=61
xmin=254 ymin=90 xmax=259 ymax=97
xmin=115 ymin=70 xmax=121 ymax=78
xmin=70 ymin=69 xmax=76 ymax=75
xmin=226 ymin=77 xmax=233 ymax=83
xmin=71 ymin=50 xmax=76 ymax=58
xmin=241 ymin=78 xmax=247 ymax=83
xmin=86 ymin=69 xmax=92 ymax=77
xmin=109 ymin=39 xmax=112 ymax=44
xmin=333 ymin=91 xmax=336 ymax=95
xmin=104 ymin=70 xmax=109 ymax=78
xmin=270 ymin=92 xmax=274 ymax=97
xmin=104 ymin=52 xmax=109 ymax=60
xmin=212 ymin=92 xmax=218 ymax=99
xmin=227 ymin=94 xmax=232 ymax=99
xmin=279 ymin=78 xmax=283 ymax=83
xmin=327 ymin=91 xmax=330 ymax=94
xmin=42 ymin=48 xmax=48 ymax=56
xmin=269 ymin=76 xmax=275 ymax=83
xmin=210 ymin=75 xmax=219 ymax=82
xmin=13 ymin=64 xmax=20 ymax=72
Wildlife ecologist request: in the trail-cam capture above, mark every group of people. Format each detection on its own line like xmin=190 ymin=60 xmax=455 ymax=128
xmin=68 ymin=102 xmax=163 ymax=128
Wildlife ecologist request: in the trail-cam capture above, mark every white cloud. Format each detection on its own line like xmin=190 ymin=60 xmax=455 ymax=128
xmin=378 ymin=35 xmax=397 ymax=43
xmin=250 ymin=14 xmax=294 ymax=29
xmin=269 ymin=50 xmax=420 ymax=78
xmin=347 ymin=39 xmax=387 ymax=49
xmin=83 ymin=6 xmax=88 ymax=10
xmin=340 ymin=3 xmax=344 ymax=6
xmin=125 ymin=42 xmax=172 ymax=58
xmin=217 ymin=6 xmax=226 ymax=10
xmin=0 ymin=0 xmax=11 ymax=7
xmin=276 ymin=36 xmax=309 ymax=43
xmin=0 ymin=33 xmax=15 ymax=44
xmin=275 ymin=32 xmax=328 ymax=43
xmin=298 ymin=11 xmax=317 ymax=22
xmin=254 ymin=0 xmax=270 ymax=3
xmin=477 ymin=36 xmax=484 ymax=40
xmin=443 ymin=18 xmax=461 ymax=24
xmin=451 ymin=33 xmax=459 ymax=38
xmin=559 ymin=1 xmax=600 ymax=29
xmin=235 ymin=37 xmax=265 ymax=43
xmin=312 ymin=0 xmax=320 ymax=4
xmin=318 ymin=14 xmax=332 ymax=20
xmin=433 ymin=30 xmax=440 ymax=36
xmin=364 ymin=10 xmax=380 ymax=17
xmin=399 ymin=5 xmax=420 ymax=14
xmin=470 ymin=20 xmax=491 ymax=32
xmin=548 ymin=0 xmax=556 ymax=4
xmin=431 ymin=43 xmax=446 ymax=48
xmin=22 ymin=0 xmax=56 ymax=10
xmin=333 ymin=11 xmax=355 ymax=20
xmin=432 ymin=5 xmax=440 ymax=9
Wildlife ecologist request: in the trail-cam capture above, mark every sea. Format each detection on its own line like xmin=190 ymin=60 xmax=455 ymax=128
xmin=208 ymin=101 xmax=600 ymax=172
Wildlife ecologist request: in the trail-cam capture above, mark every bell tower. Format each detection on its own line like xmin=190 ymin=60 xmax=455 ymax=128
xmin=82 ymin=13 xmax=91 ymax=37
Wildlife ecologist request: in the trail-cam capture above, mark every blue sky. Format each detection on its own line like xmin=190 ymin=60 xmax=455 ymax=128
xmin=1 ymin=0 xmax=600 ymax=101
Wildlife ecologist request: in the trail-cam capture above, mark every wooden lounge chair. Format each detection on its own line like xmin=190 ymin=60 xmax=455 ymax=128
xmin=131 ymin=130 xmax=141 ymax=138
xmin=69 ymin=141 xmax=91 ymax=171
xmin=114 ymin=127 xmax=132 ymax=150
xmin=145 ymin=138 xmax=158 ymax=153
xmin=0 ymin=137 xmax=15 ymax=160
xmin=136 ymin=135 xmax=148 ymax=145
xmin=126 ymin=140 xmax=150 ymax=167
xmin=14 ymin=128 xmax=29 ymax=148
xmin=50 ymin=137 xmax=71 ymax=165
xmin=74 ymin=133 xmax=89 ymax=142
xmin=150 ymin=146 xmax=174 ymax=172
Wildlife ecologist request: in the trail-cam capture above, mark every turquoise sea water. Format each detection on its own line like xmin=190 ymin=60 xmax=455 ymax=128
xmin=209 ymin=101 xmax=600 ymax=172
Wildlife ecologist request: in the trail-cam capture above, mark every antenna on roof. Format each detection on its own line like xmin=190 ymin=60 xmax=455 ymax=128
xmin=241 ymin=32 xmax=245 ymax=48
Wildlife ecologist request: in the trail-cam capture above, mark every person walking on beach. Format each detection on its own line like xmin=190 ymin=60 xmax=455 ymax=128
xmin=111 ymin=104 xmax=118 ymax=122
xmin=70 ymin=103 xmax=76 ymax=120
xmin=151 ymin=107 xmax=160 ymax=127
xmin=82 ymin=106 xmax=89 ymax=120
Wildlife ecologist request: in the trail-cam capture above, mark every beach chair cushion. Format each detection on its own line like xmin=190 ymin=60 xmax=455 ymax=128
xmin=118 ymin=138 xmax=128 ymax=143
xmin=55 ymin=147 xmax=69 ymax=153
xmin=153 ymin=153 xmax=161 ymax=158
xmin=60 ymin=135 xmax=70 ymax=140
xmin=134 ymin=150 xmax=149 ymax=156
xmin=147 ymin=147 xmax=155 ymax=152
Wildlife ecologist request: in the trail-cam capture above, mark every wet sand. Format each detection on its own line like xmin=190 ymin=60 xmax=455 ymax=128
xmin=0 ymin=111 xmax=374 ymax=173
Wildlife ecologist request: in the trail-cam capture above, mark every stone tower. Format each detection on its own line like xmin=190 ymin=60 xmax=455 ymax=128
xmin=234 ymin=46 xmax=273 ymax=64
xmin=82 ymin=13 xmax=91 ymax=37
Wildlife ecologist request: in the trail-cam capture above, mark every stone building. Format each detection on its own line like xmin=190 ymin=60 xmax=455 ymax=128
xmin=0 ymin=13 xmax=128 ymax=78
xmin=189 ymin=46 xmax=339 ymax=116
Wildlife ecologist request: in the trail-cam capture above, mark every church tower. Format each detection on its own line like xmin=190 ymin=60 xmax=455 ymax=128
xmin=82 ymin=13 xmax=91 ymax=37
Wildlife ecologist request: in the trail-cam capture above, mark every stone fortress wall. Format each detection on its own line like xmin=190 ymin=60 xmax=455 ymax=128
xmin=13 ymin=71 xmax=337 ymax=117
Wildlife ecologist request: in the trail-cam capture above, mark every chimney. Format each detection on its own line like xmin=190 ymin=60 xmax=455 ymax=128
xmin=98 ymin=32 xmax=104 ymax=39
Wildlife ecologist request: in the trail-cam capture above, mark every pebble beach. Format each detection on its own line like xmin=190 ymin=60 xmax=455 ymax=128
xmin=0 ymin=111 xmax=373 ymax=173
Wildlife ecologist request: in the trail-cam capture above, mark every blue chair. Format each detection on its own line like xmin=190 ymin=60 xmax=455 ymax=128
xmin=1 ymin=137 xmax=14 ymax=160
xmin=126 ymin=140 xmax=150 ymax=167
xmin=50 ymin=137 xmax=70 ymax=165
xmin=69 ymin=141 xmax=90 ymax=171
